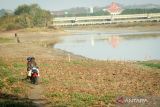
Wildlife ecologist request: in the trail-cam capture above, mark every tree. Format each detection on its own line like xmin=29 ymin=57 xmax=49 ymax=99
xmin=14 ymin=4 xmax=30 ymax=15
xmin=14 ymin=4 xmax=53 ymax=27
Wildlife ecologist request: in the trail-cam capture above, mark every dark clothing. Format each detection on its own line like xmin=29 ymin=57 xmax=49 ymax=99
xmin=27 ymin=61 xmax=37 ymax=71
xmin=15 ymin=33 xmax=17 ymax=37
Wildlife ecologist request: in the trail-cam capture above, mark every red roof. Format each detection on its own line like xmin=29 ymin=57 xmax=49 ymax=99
xmin=107 ymin=2 xmax=123 ymax=14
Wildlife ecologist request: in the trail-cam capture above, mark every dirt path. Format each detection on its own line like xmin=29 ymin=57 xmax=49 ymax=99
xmin=28 ymin=84 xmax=51 ymax=107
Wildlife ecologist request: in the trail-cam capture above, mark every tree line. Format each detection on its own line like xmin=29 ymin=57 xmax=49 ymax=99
xmin=122 ymin=8 xmax=160 ymax=14
xmin=0 ymin=4 xmax=53 ymax=31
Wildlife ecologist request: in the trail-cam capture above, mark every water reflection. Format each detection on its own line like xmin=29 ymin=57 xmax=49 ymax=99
xmin=54 ymin=31 xmax=160 ymax=61
xmin=90 ymin=35 xmax=122 ymax=48
xmin=91 ymin=37 xmax=95 ymax=47
xmin=108 ymin=36 xmax=121 ymax=48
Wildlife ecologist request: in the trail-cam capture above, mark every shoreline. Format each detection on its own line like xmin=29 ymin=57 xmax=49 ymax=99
xmin=1 ymin=25 xmax=160 ymax=61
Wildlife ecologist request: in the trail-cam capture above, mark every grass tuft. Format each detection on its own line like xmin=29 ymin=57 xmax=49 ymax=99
xmin=0 ymin=37 xmax=12 ymax=43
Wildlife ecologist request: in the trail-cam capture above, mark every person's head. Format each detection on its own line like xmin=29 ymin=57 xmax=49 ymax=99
xmin=27 ymin=57 xmax=32 ymax=62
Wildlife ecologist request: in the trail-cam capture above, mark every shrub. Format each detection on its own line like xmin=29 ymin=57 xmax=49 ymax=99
xmin=6 ymin=23 xmax=23 ymax=31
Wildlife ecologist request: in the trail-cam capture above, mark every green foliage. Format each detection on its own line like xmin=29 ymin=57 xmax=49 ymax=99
xmin=6 ymin=23 xmax=23 ymax=30
xmin=122 ymin=8 xmax=160 ymax=14
xmin=144 ymin=63 xmax=160 ymax=69
xmin=14 ymin=4 xmax=31 ymax=15
xmin=14 ymin=4 xmax=52 ymax=27
xmin=140 ymin=62 xmax=160 ymax=69
xmin=0 ymin=4 xmax=53 ymax=31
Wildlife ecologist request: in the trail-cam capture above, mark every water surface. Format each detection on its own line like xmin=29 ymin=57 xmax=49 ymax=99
xmin=54 ymin=30 xmax=160 ymax=61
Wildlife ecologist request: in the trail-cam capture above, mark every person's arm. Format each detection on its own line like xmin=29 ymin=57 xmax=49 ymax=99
xmin=35 ymin=62 xmax=38 ymax=68
xmin=27 ymin=62 xmax=30 ymax=71
xmin=27 ymin=62 xmax=32 ymax=70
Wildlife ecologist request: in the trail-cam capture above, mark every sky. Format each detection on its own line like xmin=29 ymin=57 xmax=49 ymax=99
xmin=0 ymin=0 xmax=160 ymax=11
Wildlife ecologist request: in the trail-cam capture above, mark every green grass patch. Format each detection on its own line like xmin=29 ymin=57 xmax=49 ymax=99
xmin=0 ymin=58 xmax=24 ymax=95
xmin=41 ymin=78 xmax=49 ymax=84
xmin=139 ymin=61 xmax=160 ymax=69
xmin=49 ymin=92 xmax=64 ymax=98
xmin=143 ymin=63 xmax=160 ymax=69
xmin=69 ymin=92 xmax=96 ymax=107
xmin=0 ymin=37 xmax=12 ymax=43
xmin=7 ymin=76 xmax=18 ymax=85
xmin=12 ymin=87 xmax=22 ymax=94
xmin=47 ymin=92 xmax=96 ymax=107
xmin=46 ymin=92 xmax=69 ymax=107
xmin=100 ymin=94 xmax=115 ymax=105
xmin=13 ymin=63 xmax=25 ymax=68
xmin=46 ymin=91 xmax=117 ymax=107
xmin=0 ymin=59 xmax=12 ymax=77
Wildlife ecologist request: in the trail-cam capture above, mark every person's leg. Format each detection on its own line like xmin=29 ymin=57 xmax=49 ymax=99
xmin=28 ymin=70 xmax=32 ymax=77
xmin=37 ymin=69 xmax=40 ymax=76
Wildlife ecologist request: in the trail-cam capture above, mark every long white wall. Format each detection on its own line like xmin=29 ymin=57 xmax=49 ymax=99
xmin=53 ymin=13 xmax=160 ymax=26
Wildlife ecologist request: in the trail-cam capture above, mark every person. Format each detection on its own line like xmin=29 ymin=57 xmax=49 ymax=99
xmin=26 ymin=57 xmax=39 ymax=79
xmin=15 ymin=33 xmax=17 ymax=38
xmin=15 ymin=33 xmax=20 ymax=43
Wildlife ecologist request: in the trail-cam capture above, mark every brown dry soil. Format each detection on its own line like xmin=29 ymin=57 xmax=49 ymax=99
xmin=0 ymin=27 xmax=160 ymax=107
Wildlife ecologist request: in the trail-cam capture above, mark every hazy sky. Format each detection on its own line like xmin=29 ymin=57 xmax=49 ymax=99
xmin=0 ymin=0 xmax=160 ymax=11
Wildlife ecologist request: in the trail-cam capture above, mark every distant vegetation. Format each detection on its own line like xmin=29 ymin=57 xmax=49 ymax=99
xmin=122 ymin=8 xmax=160 ymax=14
xmin=0 ymin=9 xmax=13 ymax=17
xmin=139 ymin=61 xmax=160 ymax=69
xmin=0 ymin=4 xmax=53 ymax=31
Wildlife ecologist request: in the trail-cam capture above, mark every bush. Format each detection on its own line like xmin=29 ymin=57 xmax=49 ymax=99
xmin=6 ymin=23 xmax=23 ymax=31
xmin=0 ymin=4 xmax=53 ymax=31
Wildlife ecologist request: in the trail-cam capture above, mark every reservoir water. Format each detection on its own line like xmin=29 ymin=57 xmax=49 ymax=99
xmin=54 ymin=30 xmax=160 ymax=61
